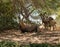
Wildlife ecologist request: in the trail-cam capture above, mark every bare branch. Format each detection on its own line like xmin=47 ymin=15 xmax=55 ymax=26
xmin=28 ymin=8 xmax=35 ymax=16
xmin=26 ymin=4 xmax=32 ymax=8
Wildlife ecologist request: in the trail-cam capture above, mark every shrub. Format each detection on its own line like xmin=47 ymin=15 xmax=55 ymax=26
xmin=0 ymin=40 xmax=20 ymax=47
xmin=0 ymin=16 xmax=19 ymax=30
xmin=0 ymin=40 xmax=60 ymax=47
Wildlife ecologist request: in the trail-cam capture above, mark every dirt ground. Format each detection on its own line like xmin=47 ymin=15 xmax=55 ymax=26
xmin=0 ymin=26 xmax=60 ymax=44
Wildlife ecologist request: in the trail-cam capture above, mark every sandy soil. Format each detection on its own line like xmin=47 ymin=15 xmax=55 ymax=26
xmin=0 ymin=26 xmax=60 ymax=44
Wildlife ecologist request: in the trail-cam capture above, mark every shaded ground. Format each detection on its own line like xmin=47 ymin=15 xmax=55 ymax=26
xmin=0 ymin=26 xmax=60 ymax=44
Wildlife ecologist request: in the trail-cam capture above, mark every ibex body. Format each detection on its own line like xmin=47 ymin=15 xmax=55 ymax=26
xmin=40 ymin=13 xmax=56 ymax=31
xmin=19 ymin=21 xmax=38 ymax=33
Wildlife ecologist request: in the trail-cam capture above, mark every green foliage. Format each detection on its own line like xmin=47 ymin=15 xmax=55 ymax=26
xmin=31 ymin=0 xmax=60 ymax=14
xmin=30 ymin=43 xmax=52 ymax=47
xmin=0 ymin=16 xmax=19 ymax=30
xmin=0 ymin=40 xmax=20 ymax=47
xmin=0 ymin=40 xmax=60 ymax=47
xmin=0 ymin=1 xmax=19 ymax=30
xmin=0 ymin=1 xmax=14 ymax=16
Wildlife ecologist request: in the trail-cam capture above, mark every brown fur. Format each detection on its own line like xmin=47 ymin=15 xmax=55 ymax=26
xmin=40 ymin=13 xmax=56 ymax=30
xmin=19 ymin=21 xmax=38 ymax=33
